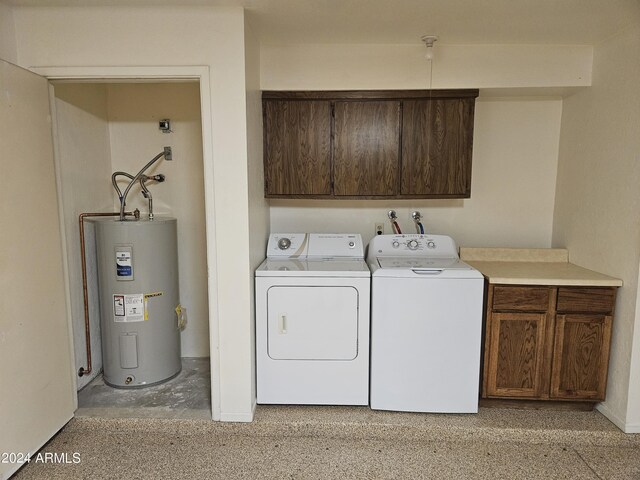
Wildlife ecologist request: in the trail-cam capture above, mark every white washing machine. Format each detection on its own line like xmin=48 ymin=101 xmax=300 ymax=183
xmin=256 ymin=233 xmax=370 ymax=405
xmin=368 ymin=234 xmax=484 ymax=413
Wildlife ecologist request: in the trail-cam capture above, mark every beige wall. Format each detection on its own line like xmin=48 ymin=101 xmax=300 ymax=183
xmin=552 ymin=24 xmax=640 ymax=432
xmin=261 ymin=43 xmax=592 ymax=90
xmin=0 ymin=3 xmax=17 ymax=63
xmin=53 ymin=83 xmax=114 ymax=389
xmin=13 ymin=5 xmax=255 ymax=421
xmin=106 ymin=82 xmax=209 ymax=358
xmin=271 ymin=98 xmax=561 ymax=248
xmin=262 ymin=41 xmax=571 ymax=249
xmin=245 ymin=18 xmax=270 ymax=407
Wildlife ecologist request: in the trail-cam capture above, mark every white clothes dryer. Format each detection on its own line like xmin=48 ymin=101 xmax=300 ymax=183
xmin=368 ymin=234 xmax=484 ymax=413
xmin=256 ymin=233 xmax=370 ymax=405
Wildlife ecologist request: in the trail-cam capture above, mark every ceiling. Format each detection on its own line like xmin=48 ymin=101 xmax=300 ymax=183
xmin=5 ymin=0 xmax=640 ymax=45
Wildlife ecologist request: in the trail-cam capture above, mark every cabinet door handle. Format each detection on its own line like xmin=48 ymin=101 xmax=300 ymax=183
xmin=279 ymin=314 xmax=287 ymax=334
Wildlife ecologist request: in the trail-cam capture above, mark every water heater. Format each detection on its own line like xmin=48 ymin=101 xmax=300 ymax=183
xmin=95 ymin=217 xmax=181 ymax=387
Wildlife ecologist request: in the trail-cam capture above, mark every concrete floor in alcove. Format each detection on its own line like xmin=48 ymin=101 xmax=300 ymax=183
xmin=76 ymin=357 xmax=211 ymax=420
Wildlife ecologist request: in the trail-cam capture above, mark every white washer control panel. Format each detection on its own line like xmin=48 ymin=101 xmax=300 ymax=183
xmin=369 ymin=234 xmax=458 ymax=258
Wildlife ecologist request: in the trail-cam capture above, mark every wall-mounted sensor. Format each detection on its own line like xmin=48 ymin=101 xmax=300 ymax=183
xmin=159 ymin=119 xmax=172 ymax=133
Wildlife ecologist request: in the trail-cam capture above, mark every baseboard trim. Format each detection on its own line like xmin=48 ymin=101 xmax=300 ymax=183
xmin=219 ymin=402 xmax=256 ymax=423
xmin=624 ymin=423 xmax=640 ymax=434
xmin=595 ymin=402 xmax=640 ymax=433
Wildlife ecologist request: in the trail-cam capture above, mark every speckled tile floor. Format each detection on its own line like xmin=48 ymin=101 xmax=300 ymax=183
xmin=13 ymin=360 xmax=640 ymax=479
xmin=13 ymin=405 xmax=640 ymax=479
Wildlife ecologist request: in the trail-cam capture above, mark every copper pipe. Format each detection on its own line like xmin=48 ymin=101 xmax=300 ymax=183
xmin=77 ymin=210 xmax=138 ymax=377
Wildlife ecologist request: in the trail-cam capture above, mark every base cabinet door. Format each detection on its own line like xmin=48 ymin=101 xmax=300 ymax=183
xmin=550 ymin=314 xmax=613 ymax=400
xmin=482 ymin=284 xmax=617 ymax=403
xmin=486 ymin=312 xmax=548 ymax=398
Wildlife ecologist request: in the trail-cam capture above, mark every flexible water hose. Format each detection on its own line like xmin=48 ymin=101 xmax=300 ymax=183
xmin=412 ymin=211 xmax=425 ymax=235
xmin=388 ymin=210 xmax=402 ymax=234
xmin=119 ymin=151 xmax=166 ymax=220
xmin=111 ymin=171 xmax=134 ymax=202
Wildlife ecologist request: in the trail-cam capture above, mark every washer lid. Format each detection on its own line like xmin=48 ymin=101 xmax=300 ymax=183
xmin=371 ymin=257 xmax=483 ymax=279
xmin=256 ymin=259 xmax=371 ymax=277
xmin=376 ymin=257 xmax=467 ymax=269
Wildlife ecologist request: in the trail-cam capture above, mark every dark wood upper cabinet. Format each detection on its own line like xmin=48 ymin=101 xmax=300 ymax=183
xmin=334 ymin=101 xmax=399 ymax=196
xmin=263 ymin=100 xmax=331 ymax=196
xmin=401 ymin=98 xmax=475 ymax=196
xmin=262 ymin=90 xmax=478 ymax=199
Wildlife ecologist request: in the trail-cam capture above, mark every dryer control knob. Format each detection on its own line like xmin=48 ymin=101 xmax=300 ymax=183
xmin=427 ymin=241 xmax=436 ymax=249
xmin=277 ymin=237 xmax=292 ymax=250
xmin=348 ymin=241 xmax=355 ymax=247
xmin=407 ymin=239 xmax=419 ymax=250
xmin=392 ymin=240 xmax=400 ymax=248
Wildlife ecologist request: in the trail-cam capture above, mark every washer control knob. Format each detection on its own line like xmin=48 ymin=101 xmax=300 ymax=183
xmin=348 ymin=241 xmax=355 ymax=248
xmin=277 ymin=237 xmax=292 ymax=250
xmin=407 ymin=239 xmax=420 ymax=250
xmin=427 ymin=241 xmax=436 ymax=249
xmin=392 ymin=240 xmax=400 ymax=248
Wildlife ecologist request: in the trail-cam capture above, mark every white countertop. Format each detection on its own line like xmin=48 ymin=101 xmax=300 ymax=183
xmin=459 ymin=248 xmax=622 ymax=287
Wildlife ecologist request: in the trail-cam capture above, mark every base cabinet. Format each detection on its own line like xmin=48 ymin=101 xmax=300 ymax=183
xmin=486 ymin=312 xmax=548 ymax=398
xmin=483 ymin=285 xmax=616 ymax=402
xmin=550 ymin=313 xmax=612 ymax=400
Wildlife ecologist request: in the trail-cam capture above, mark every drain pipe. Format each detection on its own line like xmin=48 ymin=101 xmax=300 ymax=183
xmin=77 ymin=209 xmax=139 ymax=377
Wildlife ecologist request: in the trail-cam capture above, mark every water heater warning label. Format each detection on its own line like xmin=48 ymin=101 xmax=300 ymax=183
xmin=113 ymin=294 xmax=144 ymax=322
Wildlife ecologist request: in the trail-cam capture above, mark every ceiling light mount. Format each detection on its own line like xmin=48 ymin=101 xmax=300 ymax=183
xmin=421 ymin=35 xmax=439 ymax=61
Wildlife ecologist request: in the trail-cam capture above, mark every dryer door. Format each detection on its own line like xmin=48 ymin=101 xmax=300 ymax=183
xmin=267 ymin=286 xmax=358 ymax=360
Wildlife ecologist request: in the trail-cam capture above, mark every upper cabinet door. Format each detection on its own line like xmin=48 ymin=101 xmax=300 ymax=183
xmin=263 ymin=100 xmax=331 ymax=196
xmin=0 ymin=59 xmax=75 ymax=479
xmin=334 ymin=101 xmax=400 ymax=196
xmin=401 ymin=98 xmax=475 ymax=197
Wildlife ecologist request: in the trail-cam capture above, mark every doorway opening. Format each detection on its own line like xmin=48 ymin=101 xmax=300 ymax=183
xmin=51 ymin=79 xmax=212 ymax=420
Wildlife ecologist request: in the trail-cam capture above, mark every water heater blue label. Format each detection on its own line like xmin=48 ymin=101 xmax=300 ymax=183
xmin=115 ymin=248 xmax=133 ymax=280
xmin=117 ymin=264 xmax=132 ymax=276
